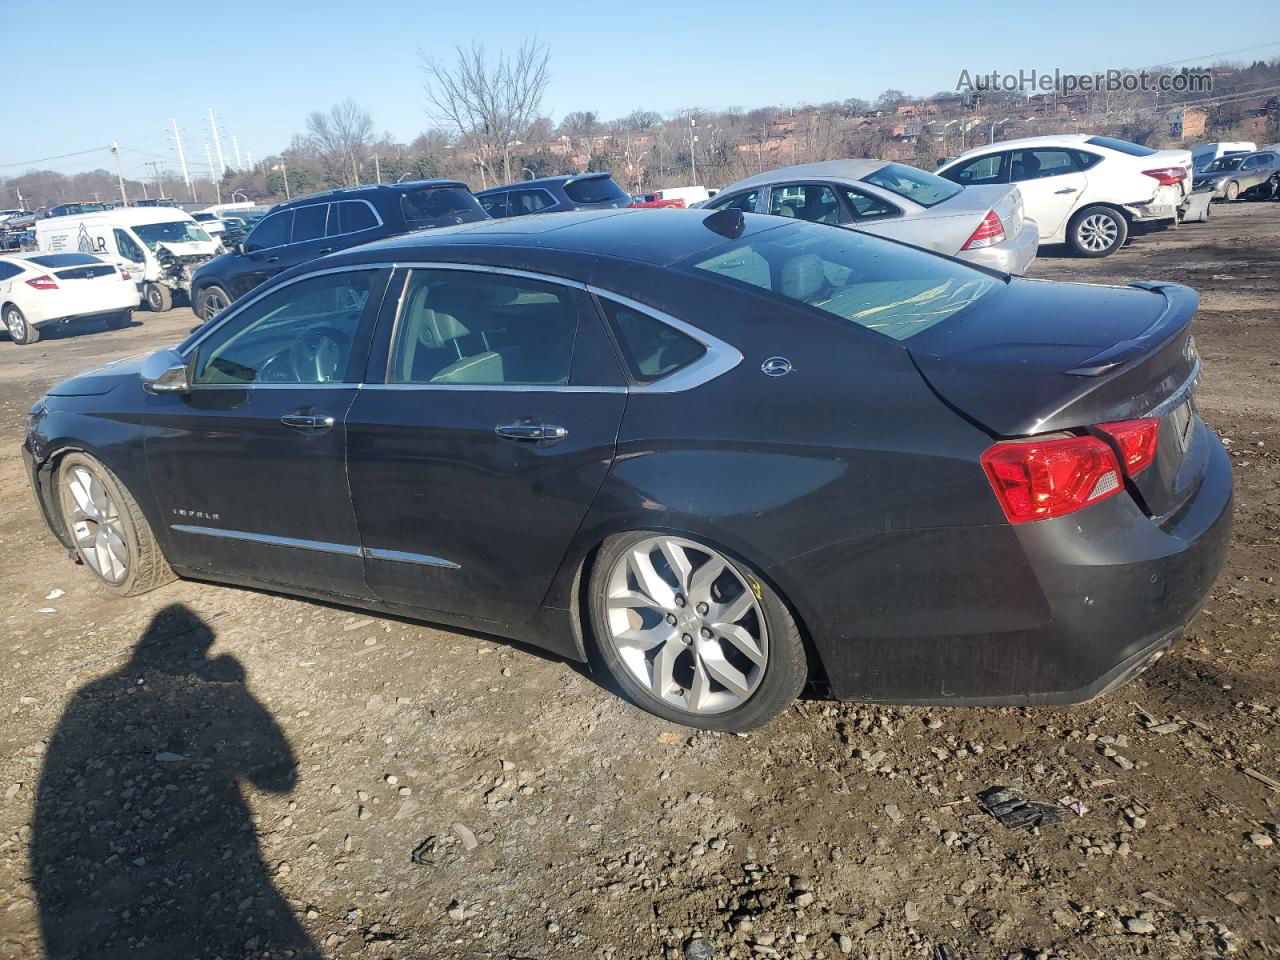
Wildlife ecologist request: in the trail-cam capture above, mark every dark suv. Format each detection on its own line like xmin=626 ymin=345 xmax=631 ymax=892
xmin=191 ymin=180 xmax=486 ymax=321
xmin=474 ymin=173 xmax=630 ymax=218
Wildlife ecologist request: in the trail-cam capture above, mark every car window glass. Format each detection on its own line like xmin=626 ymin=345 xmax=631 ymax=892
xmin=839 ymin=187 xmax=898 ymax=221
xmin=113 ymin=228 xmax=145 ymax=262
xmin=400 ymin=187 xmax=485 ymax=229
xmin=478 ymin=192 xmax=510 ymax=217
xmin=598 ymin=298 xmax=705 ymax=384
xmin=944 ymin=154 xmax=1005 ymax=185
xmin=336 ymin=201 xmax=377 ymax=234
xmin=244 ymin=211 xmax=291 ymax=253
xmin=711 ymin=190 xmax=759 ymax=213
xmin=563 ymin=176 xmax=628 ymax=204
xmin=291 ymin=204 xmax=328 ymax=242
xmin=0 ymin=262 xmax=22 ymax=281
xmin=1074 ymin=150 xmax=1103 ymax=170
xmin=1009 ymin=149 xmax=1080 ymax=181
xmin=508 ymin=189 xmax=556 ymax=215
xmin=861 ymin=162 xmax=961 ymax=207
xmin=193 ymin=270 xmax=376 ymax=385
xmin=769 ymin=184 xmax=841 ymax=224
xmin=388 ymin=270 xmax=578 ymax=385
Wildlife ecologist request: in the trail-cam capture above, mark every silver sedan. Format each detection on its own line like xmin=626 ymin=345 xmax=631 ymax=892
xmin=1193 ymin=150 xmax=1280 ymax=201
xmin=704 ymin=160 xmax=1038 ymax=274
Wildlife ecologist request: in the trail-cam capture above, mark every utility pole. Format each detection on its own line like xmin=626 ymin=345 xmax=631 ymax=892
xmin=204 ymin=144 xmax=221 ymax=205
xmin=278 ymin=161 xmax=291 ymax=200
xmin=231 ymin=135 xmax=243 ymax=170
xmin=110 ymin=140 xmax=128 ymax=205
xmin=207 ymin=107 xmax=227 ymax=176
xmin=688 ymin=116 xmax=698 ymax=185
xmin=15 ymin=187 xmax=25 ymax=210
xmin=170 ymin=118 xmax=194 ymax=201
xmin=245 ymin=149 xmax=254 ymax=172
xmin=374 ymin=153 xmax=381 ymax=184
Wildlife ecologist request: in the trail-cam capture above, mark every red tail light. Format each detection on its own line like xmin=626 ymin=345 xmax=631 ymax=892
xmin=982 ymin=434 xmax=1123 ymax=524
xmin=962 ymin=210 xmax=1005 ymax=250
xmin=1142 ymin=167 xmax=1187 ymax=186
xmin=119 ymin=269 xmax=131 ymax=281
xmin=25 ymin=274 xmax=58 ymax=290
xmin=1097 ymin=418 xmax=1159 ymax=476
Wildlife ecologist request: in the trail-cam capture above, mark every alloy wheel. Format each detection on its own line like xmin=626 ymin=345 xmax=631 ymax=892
xmin=62 ymin=464 xmax=130 ymax=583
xmin=203 ymin=289 xmax=227 ymax=320
xmin=603 ymin=535 xmax=768 ymax=715
xmin=5 ymin=308 xmax=26 ymax=341
xmin=1077 ymin=213 xmax=1119 ymax=252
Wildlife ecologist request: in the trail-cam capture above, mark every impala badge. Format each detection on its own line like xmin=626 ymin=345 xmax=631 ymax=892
xmin=761 ymin=356 xmax=793 ymax=377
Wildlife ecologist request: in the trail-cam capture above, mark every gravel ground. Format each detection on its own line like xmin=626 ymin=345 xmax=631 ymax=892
xmin=0 ymin=201 xmax=1277 ymax=960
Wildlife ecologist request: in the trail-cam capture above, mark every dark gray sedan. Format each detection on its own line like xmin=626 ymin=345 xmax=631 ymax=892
xmin=1193 ymin=150 xmax=1280 ymax=201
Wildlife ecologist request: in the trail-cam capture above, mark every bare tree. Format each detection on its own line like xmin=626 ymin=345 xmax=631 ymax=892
xmin=625 ymin=109 xmax=662 ymax=131
xmin=560 ymin=111 xmax=599 ymax=138
xmin=304 ymin=100 xmax=374 ymax=187
xmin=421 ymin=40 xmax=551 ymax=184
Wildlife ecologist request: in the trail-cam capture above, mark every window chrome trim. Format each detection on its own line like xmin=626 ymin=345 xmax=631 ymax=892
xmin=172 ymin=524 xmax=461 ymax=569
xmin=586 ymin=285 xmax=743 ymax=393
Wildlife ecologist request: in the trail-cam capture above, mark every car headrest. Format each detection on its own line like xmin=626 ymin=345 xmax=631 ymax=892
xmin=416 ymin=308 xmax=469 ymax=349
xmin=780 ymin=253 xmax=826 ymax=301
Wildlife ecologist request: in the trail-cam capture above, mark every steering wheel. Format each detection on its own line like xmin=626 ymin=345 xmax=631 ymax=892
xmin=289 ymin=327 xmax=350 ymax=383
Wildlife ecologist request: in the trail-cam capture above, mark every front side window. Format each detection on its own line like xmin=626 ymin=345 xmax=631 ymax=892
xmin=399 ymin=187 xmax=485 ymax=229
xmin=244 ymin=211 xmax=292 ymax=253
xmin=291 ymin=204 xmax=329 ymax=243
xmin=944 ymin=154 xmax=1006 ymax=185
xmin=131 ymin=219 xmax=212 ymax=251
xmin=563 ymin=175 xmax=628 ymax=204
xmin=685 ymin=222 xmax=998 ymax=341
xmin=862 ymin=163 xmax=962 ymax=207
xmin=710 ymin=190 xmax=759 ymax=213
xmin=388 ymin=270 xmax=578 ymax=385
xmin=1010 ymin=149 xmax=1080 ymax=181
xmin=192 ymin=270 xmax=377 ymax=385
xmin=768 ymin=184 xmax=841 ymax=225
xmin=599 ymin=298 xmax=705 ymax=384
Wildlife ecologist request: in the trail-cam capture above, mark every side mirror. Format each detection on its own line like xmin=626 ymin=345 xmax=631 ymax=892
xmin=233 ymin=241 xmax=245 ymax=256
xmin=140 ymin=349 xmax=191 ymax=395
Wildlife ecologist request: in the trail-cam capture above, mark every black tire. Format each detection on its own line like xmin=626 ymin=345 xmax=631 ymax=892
xmin=1224 ymin=180 xmax=1240 ymax=202
xmin=55 ymin=452 xmax=175 ymax=598
xmin=195 ymin=284 xmax=231 ymax=323
xmin=587 ymin=530 xmax=807 ymax=731
xmin=1067 ymin=205 xmax=1128 ymax=258
xmin=105 ymin=310 xmax=132 ymax=330
xmin=3 ymin=304 xmax=39 ymax=345
xmin=145 ymin=282 xmax=173 ymax=313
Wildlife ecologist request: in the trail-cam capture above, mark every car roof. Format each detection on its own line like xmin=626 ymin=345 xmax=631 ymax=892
xmin=349 ymin=208 xmax=784 ymax=268
xmin=37 ymin=206 xmax=197 ymax=225
xmin=718 ymin=160 xmax=891 ymax=193
xmin=474 ymin=172 xmax=612 ymax=196
xmin=275 ymin=179 xmax=468 ymax=210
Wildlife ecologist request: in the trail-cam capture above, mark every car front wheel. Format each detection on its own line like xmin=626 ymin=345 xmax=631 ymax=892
xmin=588 ymin=531 xmax=807 ymax=731
xmin=1068 ymin=206 xmax=1128 ymax=258
xmin=3 ymin=304 xmax=39 ymax=345
xmin=56 ymin=453 xmax=175 ymax=597
xmin=1224 ymin=181 xmax=1240 ymax=202
xmin=145 ymin=283 xmax=173 ymax=312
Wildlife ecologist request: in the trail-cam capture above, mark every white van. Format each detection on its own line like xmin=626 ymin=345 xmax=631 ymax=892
xmin=35 ymin=207 xmax=220 ymax=311
xmin=1191 ymin=141 xmax=1256 ymax=173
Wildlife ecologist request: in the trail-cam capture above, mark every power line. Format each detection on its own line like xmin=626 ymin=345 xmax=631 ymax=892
xmin=0 ymin=146 xmax=109 ymax=170
xmin=1151 ymin=41 xmax=1280 ymax=69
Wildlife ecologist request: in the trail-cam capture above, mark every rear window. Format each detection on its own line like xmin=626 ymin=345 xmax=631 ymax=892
xmin=563 ymin=175 xmax=628 ymax=205
xmin=684 ymin=222 xmax=998 ymax=341
xmin=400 ymin=187 xmax=486 ymax=229
xmin=1084 ymin=136 xmax=1156 ymax=157
xmin=599 ymin=298 xmax=705 ymax=383
xmin=24 ymin=253 xmax=102 ymax=267
xmin=860 ymin=163 xmax=961 ymax=208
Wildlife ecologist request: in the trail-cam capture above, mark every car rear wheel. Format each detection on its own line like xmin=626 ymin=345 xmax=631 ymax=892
xmin=1224 ymin=181 xmax=1240 ymax=202
xmin=3 ymin=304 xmax=39 ymax=345
xmin=145 ymin=282 xmax=173 ymax=313
xmin=1068 ymin=206 xmax=1128 ymax=258
xmin=588 ymin=531 xmax=807 ymax=730
xmin=56 ymin=453 xmax=175 ymax=597
xmin=195 ymin=284 xmax=231 ymax=323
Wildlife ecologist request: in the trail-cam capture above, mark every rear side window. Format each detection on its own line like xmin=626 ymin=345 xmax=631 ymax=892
xmin=861 ymin=163 xmax=961 ymax=207
xmin=1074 ymin=150 xmax=1103 ymax=170
xmin=684 ymin=222 xmax=997 ymax=341
xmin=840 ymin=187 xmax=898 ymax=221
xmin=507 ymin=189 xmax=556 ymax=215
xmin=0 ymin=262 xmax=23 ymax=280
xmin=1084 ymin=136 xmax=1156 ymax=157
xmin=291 ymin=204 xmax=329 ymax=243
xmin=943 ymin=154 xmax=1006 ymax=185
xmin=599 ymin=298 xmax=705 ymax=384
xmin=1009 ymin=149 xmax=1081 ymax=181
xmin=399 ymin=187 xmax=485 ymax=229
xmin=335 ymin=201 xmax=378 ymax=235
xmin=478 ymin=192 xmax=509 ymax=217
xmin=563 ymin=176 xmax=628 ymax=204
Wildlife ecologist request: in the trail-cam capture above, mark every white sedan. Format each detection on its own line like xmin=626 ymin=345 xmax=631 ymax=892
xmin=937 ymin=135 xmax=1194 ymax=257
xmin=0 ymin=252 xmax=140 ymax=345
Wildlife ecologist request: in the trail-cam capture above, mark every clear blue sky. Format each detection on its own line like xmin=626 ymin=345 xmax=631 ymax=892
xmin=2 ymin=0 xmax=1277 ymax=179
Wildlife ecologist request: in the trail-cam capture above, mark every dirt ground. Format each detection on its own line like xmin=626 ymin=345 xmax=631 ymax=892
xmin=0 ymin=202 xmax=1277 ymax=960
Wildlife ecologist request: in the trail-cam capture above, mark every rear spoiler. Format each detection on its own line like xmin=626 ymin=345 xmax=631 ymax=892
xmin=1065 ymin=282 xmax=1199 ymax=376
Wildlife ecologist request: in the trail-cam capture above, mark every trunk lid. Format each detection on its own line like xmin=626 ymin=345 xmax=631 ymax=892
xmin=908 ymin=278 xmax=1201 ymax=518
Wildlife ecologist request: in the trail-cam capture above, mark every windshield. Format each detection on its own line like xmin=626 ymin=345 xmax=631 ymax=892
xmin=400 ymin=186 xmax=486 ymax=230
xmin=563 ymin=175 xmax=629 ymax=204
xmin=1085 ymin=136 xmax=1156 ymax=157
xmin=1206 ymin=156 xmax=1245 ymax=172
xmin=684 ymin=222 xmax=998 ymax=341
xmin=132 ymin=220 xmax=212 ymax=250
xmin=860 ymin=163 xmax=961 ymax=208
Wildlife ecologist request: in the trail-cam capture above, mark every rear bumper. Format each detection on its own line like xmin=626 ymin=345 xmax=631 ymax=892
xmin=957 ymin=218 xmax=1039 ymax=275
xmin=27 ymin=289 xmax=139 ymax=328
xmin=1124 ymin=184 xmax=1184 ymax=223
xmin=793 ymin=425 xmax=1233 ymax=705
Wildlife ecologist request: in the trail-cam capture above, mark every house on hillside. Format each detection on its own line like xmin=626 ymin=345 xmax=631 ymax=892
xmin=1166 ymin=106 xmax=1208 ymax=139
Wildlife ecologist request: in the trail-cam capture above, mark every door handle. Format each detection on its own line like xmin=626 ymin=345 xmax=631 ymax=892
xmin=265 ymin=256 xmax=280 ymax=263
xmin=1054 ymin=187 xmax=1078 ymax=194
xmin=318 ymin=247 xmax=334 ymax=255
xmin=280 ymin=413 xmax=335 ymax=432
xmin=495 ymin=422 xmax=568 ymax=443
